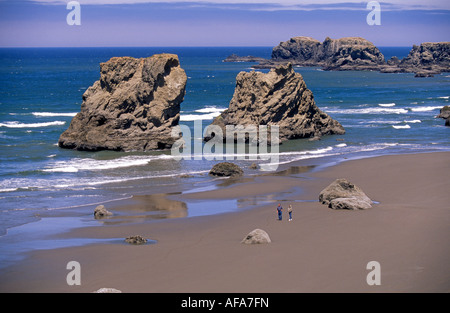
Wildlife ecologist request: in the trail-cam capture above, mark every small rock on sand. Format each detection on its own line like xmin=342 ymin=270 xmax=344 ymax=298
xmin=94 ymin=205 xmax=113 ymax=219
xmin=241 ymin=229 xmax=271 ymax=244
xmin=125 ymin=235 xmax=147 ymax=245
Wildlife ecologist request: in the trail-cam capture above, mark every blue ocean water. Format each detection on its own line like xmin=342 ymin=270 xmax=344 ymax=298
xmin=0 ymin=46 xmax=449 ymax=237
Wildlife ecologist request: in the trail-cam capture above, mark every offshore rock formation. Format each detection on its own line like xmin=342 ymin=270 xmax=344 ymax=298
xmin=223 ymin=54 xmax=266 ymax=63
xmin=256 ymin=36 xmax=385 ymax=70
xmin=58 ymin=54 xmax=187 ymax=151
xmin=437 ymin=106 xmax=450 ymax=127
xmin=205 ymin=63 xmax=345 ymax=143
xmin=398 ymin=42 xmax=450 ymax=76
xmin=244 ymin=36 xmax=450 ymax=77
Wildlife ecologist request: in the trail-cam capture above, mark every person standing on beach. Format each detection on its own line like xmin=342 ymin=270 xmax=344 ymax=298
xmin=288 ymin=205 xmax=293 ymax=221
xmin=277 ymin=204 xmax=283 ymax=221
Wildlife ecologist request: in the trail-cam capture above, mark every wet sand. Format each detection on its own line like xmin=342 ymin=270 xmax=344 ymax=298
xmin=0 ymin=152 xmax=449 ymax=293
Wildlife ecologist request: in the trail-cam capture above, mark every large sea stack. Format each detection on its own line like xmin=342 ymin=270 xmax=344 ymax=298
xmin=205 ymin=63 xmax=345 ymax=143
xmin=58 ymin=54 xmax=187 ymax=151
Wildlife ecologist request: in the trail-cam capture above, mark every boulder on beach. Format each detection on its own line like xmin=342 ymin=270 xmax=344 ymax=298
xmin=241 ymin=229 xmax=271 ymax=244
xmin=125 ymin=235 xmax=147 ymax=245
xmin=209 ymin=162 xmax=244 ymax=177
xmin=94 ymin=205 xmax=113 ymax=219
xmin=205 ymin=63 xmax=344 ymax=144
xmin=319 ymin=178 xmax=373 ymax=210
xmin=58 ymin=54 xmax=187 ymax=152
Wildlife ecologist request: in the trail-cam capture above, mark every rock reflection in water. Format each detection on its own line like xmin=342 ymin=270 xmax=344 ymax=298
xmin=101 ymin=192 xmax=187 ymax=225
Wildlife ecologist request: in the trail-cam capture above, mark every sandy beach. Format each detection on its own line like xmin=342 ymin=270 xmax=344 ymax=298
xmin=0 ymin=151 xmax=449 ymax=293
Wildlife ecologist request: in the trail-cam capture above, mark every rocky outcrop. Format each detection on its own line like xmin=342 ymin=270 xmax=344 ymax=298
xmin=209 ymin=162 xmax=244 ymax=177
xmin=251 ymin=36 xmax=450 ymax=76
xmin=319 ymin=178 xmax=373 ymax=210
xmin=58 ymin=54 xmax=187 ymax=151
xmin=437 ymin=106 xmax=450 ymax=119
xmin=241 ymin=229 xmax=271 ymax=244
xmin=399 ymin=42 xmax=450 ymax=73
xmin=437 ymin=106 xmax=450 ymax=127
xmin=205 ymin=63 xmax=345 ymax=143
xmin=260 ymin=36 xmax=385 ymax=70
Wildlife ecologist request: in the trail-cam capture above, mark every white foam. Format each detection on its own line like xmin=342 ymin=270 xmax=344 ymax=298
xmin=438 ymin=96 xmax=449 ymax=99
xmin=392 ymin=125 xmax=411 ymax=129
xmin=405 ymin=119 xmax=421 ymax=123
xmin=0 ymin=121 xmax=66 ymax=128
xmin=194 ymin=107 xmax=226 ymax=114
xmin=180 ymin=112 xmax=222 ymax=121
xmin=32 ymin=112 xmax=77 ymax=117
xmin=409 ymin=106 xmax=442 ymax=112
xmin=378 ymin=103 xmax=396 ymax=107
xmin=42 ymin=154 xmax=174 ymax=173
xmin=0 ymin=188 xmax=18 ymax=193
xmin=326 ymin=107 xmax=408 ymax=115
xmin=335 ymin=143 xmax=347 ymax=147
xmin=366 ymin=120 xmax=402 ymax=124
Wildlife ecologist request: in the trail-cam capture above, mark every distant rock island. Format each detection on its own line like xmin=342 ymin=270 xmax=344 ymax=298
xmin=227 ymin=36 xmax=450 ymax=77
xmin=58 ymin=54 xmax=187 ymax=151
xmin=204 ymin=63 xmax=345 ymax=144
xmin=223 ymin=54 xmax=266 ymax=63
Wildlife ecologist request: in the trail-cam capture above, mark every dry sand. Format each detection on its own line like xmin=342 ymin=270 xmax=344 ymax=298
xmin=0 ymin=152 xmax=449 ymax=293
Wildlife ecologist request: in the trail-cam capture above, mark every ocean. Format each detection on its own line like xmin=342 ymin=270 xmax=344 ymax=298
xmin=0 ymin=46 xmax=449 ymax=244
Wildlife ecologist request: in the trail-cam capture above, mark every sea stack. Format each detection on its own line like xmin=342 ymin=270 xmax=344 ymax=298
xmin=399 ymin=42 xmax=450 ymax=75
xmin=58 ymin=54 xmax=187 ymax=151
xmin=267 ymin=36 xmax=385 ymax=70
xmin=205 ymin=63 xmax=345 ymax=143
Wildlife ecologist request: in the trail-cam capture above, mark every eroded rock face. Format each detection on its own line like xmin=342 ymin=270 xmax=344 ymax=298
xmin=400 ymin=42 xmax=450 ymax=70
xmin=205 ymin=63 xmax=345 ymax=143
xmin=58 ymin=54 xmax=187 ymax=152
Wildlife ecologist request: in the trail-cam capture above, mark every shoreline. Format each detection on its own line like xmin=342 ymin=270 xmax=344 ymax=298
xmin=0 ymin=151 xmax=449 ymax=292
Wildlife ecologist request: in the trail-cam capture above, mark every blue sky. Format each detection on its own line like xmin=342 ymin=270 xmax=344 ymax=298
xmin=0 ymin=0 xmax=449 ymax=47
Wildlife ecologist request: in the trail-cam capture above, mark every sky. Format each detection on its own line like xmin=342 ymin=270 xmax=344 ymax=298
xmin=0 ymin=0 xmax=449 ymax=47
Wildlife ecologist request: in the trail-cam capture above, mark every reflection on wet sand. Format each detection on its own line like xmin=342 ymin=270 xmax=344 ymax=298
xmin=258 ymin=165 xmax=316 ymax=177
xmin=101 ymin=193 xmax=187 ymax=225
